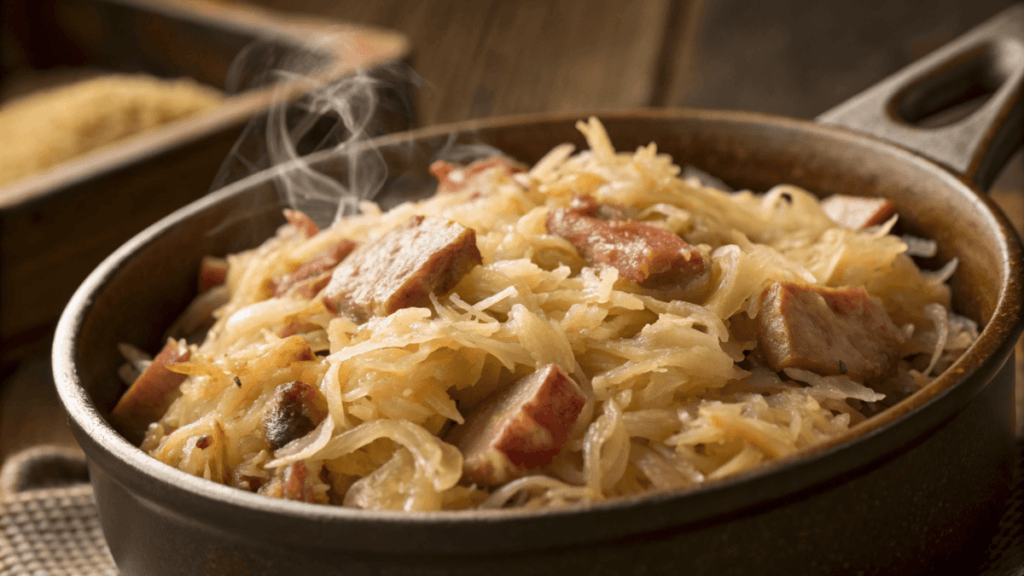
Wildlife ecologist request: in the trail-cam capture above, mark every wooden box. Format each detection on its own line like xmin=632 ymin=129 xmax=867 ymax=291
xmin=0 ymin=0 xmax=409 ymax=369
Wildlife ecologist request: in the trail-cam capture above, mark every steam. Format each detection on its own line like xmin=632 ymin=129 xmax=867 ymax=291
xmin=209 ymin=31 xmax=521 ymax=233
xmin=212 ymin=33 xmax=419 ymax=227
xmin=263 ymin=68 xmax=386 ymax=224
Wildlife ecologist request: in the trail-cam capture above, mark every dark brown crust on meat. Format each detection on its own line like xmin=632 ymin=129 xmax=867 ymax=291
xmin=262 ymin=381 xmax=329 ymax=450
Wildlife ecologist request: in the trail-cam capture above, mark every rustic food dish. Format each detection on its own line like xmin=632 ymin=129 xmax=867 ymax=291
xmin=53 ymin=6 xmax=1023 ymax=575
xmin=111 ymin=118 xmax=978 ymax=511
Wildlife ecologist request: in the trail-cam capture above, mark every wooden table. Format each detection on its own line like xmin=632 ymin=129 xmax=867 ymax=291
xmin=2 ymin=0 xmax=1022 ymax=462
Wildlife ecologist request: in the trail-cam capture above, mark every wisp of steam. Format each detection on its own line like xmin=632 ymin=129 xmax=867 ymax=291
xmin=209 ymin=29 xmax=517 ymax=233
xmin=211 ymin=31 xmax=419 ymax=228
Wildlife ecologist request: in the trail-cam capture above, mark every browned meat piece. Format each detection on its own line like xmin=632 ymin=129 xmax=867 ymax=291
xmin=271 ymin=239 xmax=358 ymax=299
xmin=293 ymin=275 xmax=333 ymax=300
xmin=284 ymin=209 xmax=320 ymax=238
xmin=429 ymin=160 xmax=455 ymax=183
xmin=820 ymin=194 xmax=896 ymax=229
xmin=111 ymin=339 xmax=191 ymax=441
xmin=258 ymin=462 xmax=326 ymax=503
xmin=262 ymin=381 xmax=329 ymax=450
xmin=198 ymin=256 xmax=228 ymax=293
xmin=546 ymin=198 xmax=709 ymax=295
xmin=322 ymin=216 xmax=482 ymax=321
xmin=757 ymin=282 xmax=903 ymax=382
xmin=568 ymin=193 xmax=633 ymax=221
xmin=430 ymin=157 xmax=526 ymax=194
xmin=444 ymin=364 xmax=586 ymax=486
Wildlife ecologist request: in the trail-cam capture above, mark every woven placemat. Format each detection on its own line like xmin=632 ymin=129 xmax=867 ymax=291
xmin=0 ymin=448 xmax=115 ymax=576
xmin=1 ymin=442 xmax=1022 ymax=576
xmin=0 ymin=485 xmax=115 ymax=576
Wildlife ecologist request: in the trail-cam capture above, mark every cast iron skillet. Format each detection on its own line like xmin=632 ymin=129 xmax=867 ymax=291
xmin=54 ymin=6 xmax=1024 ymax=576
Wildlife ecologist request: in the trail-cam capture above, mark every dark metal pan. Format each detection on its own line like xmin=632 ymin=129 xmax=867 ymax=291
xmin=53 ymin=5 xmax=1024 ymax=575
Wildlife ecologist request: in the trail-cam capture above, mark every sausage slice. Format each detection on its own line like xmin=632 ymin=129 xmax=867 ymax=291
xmin=111 ymin=338 xmax=191 ymax=440
xmin=444 ymin=364 xmax=586 ymax=486
xmin=198 ymin=256 xmax=228 ymax=293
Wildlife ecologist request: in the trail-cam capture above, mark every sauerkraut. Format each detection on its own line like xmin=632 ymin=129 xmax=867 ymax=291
xmin=114 ymin=117 xmax=976 ymax=511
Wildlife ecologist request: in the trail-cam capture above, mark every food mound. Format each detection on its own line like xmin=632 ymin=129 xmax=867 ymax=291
xmin=112 ymin=118 xmax=976 ymax=511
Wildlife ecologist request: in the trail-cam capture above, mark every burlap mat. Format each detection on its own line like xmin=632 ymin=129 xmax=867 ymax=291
xmin=1 ymin=443 xmax=1022 ymax=576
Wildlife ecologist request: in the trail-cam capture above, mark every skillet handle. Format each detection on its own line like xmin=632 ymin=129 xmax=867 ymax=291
xmin=817 ymin=4 xmax=1024 ymax=192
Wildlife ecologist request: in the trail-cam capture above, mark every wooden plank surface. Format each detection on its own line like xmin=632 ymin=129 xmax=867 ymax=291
xmin=253 ymin=0 xmax=685 ymax=125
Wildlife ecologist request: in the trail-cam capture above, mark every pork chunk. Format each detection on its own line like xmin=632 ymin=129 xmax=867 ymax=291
xmin=757 ymin=282 xmax=903 ymax=382
xmin=272 ymin=239 xmax=358 ymax=298
xmin=820 ymin=194 xmax=896 ymax=229
xmin=111 ymin=338 xmax=191 ymax=440
xmin=284 ymin=209 xmax=320 ymax=238
xmin=547 ymin=199 xmax=708 ymax=295
xmin=198 ymin=256 xmax=228 ymax=293
xmin=322 ymin=216 xmax=482 ymax=321
xmin=444 ymin=364 xmax=585 ymax=486
xmin=430 ymin=157 xmax=526 ymax=194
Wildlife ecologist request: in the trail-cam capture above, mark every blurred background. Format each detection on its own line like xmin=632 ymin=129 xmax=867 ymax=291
xmin=1 ymin=0 xmax=1022 ymax=462
xmin=244 ymin=0 xmax=1023 ymax=122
